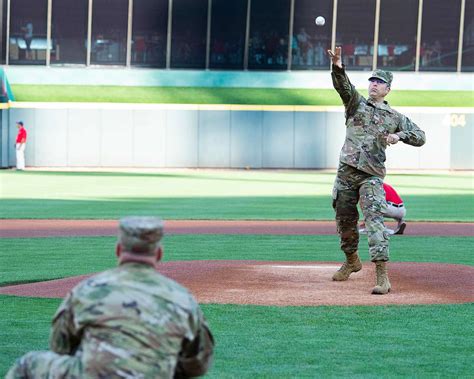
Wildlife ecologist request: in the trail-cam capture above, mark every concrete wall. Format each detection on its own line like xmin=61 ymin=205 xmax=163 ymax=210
xmin=5 ymin=104 xmax=473 ymax=170
xmin=0 ymin=109 xmax=7 ymax=167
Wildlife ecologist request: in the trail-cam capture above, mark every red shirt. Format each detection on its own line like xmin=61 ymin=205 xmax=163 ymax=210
xmin=383 ymin=183 xmax=403 ymax=205
xmin=16 ymin=127 xmax=27 ymax=143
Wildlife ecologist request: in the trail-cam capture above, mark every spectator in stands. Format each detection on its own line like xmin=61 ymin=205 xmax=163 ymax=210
xmin=431 ymin=40 xmax=442 ymax=66
xmin=21 ymin=20 xmax=34 ymax=60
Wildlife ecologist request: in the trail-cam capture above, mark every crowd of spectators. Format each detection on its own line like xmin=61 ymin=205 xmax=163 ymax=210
xmin=210 ymin=37 xmax=244 ymax=67
xmin=249 ymin=29 xmax=288 ymax=67
xmin=292 ymin=27 xmax=330 ymax=67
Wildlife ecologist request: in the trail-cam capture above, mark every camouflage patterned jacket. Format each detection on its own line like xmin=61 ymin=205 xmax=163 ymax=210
xmin=331 ymin=64 xmax=426 ymax=178
xmin=49 ymin=262 xmax=214 ymax=378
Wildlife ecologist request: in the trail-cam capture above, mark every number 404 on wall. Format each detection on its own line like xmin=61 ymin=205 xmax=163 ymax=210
xmin=444 ymin=114 xmax=467 ymax=127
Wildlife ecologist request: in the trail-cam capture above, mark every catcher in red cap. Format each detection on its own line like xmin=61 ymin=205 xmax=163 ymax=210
xmin=359 ymin=182 xmax=407 ymax=235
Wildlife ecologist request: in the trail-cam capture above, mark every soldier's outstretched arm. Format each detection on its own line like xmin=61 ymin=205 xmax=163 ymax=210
xmin=396 ymin=114 xmax=426 ymax=146
xmin=174 ymin=313 xmax=215 ymax=378
xmin=328 ymin=46 xmax=360 ymax=118
xmin=49 ymin=294 xmax=81 ymax=355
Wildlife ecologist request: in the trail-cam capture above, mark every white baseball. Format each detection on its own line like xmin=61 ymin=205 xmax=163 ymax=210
xmin=315 ymin=16 xmax=325 ymax=26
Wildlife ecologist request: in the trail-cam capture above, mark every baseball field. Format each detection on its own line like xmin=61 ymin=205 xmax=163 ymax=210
xmin=0 ymin=169 xmax=473 ymax=377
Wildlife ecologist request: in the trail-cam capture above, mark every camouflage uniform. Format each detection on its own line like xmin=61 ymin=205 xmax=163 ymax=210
xmin=331 ymin=66 xmax=426 ymax=262
xmin=7 ymin=217 xmax=214 ymax=379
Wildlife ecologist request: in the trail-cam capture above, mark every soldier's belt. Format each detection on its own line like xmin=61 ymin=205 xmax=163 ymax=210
xmin=387 ymin=201 xmax=404 ymax=208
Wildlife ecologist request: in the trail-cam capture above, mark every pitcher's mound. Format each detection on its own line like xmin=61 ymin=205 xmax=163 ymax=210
xmin=1 ymin=261 xmax=473 ymax=306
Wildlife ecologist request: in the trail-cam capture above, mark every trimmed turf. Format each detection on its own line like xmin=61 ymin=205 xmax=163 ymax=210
xmin=1 ymin=297 xmax=473 ymax=378
xmin=1 ymin=170 xmax=473 ymax=221
xmin=1 ymin=235 xmax=473 ymax=286
xmin=204 ymin=303 xmax=474 ymax=378
xmin=10 ymin=85 xmax=474 ymax=107
xmin=1 ymin=169 xmax=473 ymax=377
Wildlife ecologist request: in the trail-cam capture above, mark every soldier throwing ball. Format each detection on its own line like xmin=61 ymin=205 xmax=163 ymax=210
xmin=327 ymin=47 xmax=426 ymax=294
xmin=7 ymin=216 xmax=214 ymax=378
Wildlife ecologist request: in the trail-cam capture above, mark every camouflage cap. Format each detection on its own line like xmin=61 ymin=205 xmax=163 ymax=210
xmin=119 ymin=216 xmax=164 ymax=255
xmin=369 ymin=69 xmax=393 ymax=86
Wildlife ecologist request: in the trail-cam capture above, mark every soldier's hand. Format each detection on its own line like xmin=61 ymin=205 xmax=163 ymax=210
xmin=386 ymin=134 xmax=400 ymax=145
xmin=327 ymin=47 xmax=342 ymax=68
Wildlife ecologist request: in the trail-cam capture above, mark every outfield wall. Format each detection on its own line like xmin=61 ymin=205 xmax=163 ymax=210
xmin=0 ymin=110 xmax=5 ymax=167
xmin=2 ymin=104 xmax=473 ymax=170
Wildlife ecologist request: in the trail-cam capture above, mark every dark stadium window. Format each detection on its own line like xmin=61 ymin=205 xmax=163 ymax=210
xmin=461 ymin=0 xmax=474 ymax=72
xmin=378 ymin=0 xmax=418 ymax=71
xmin=9 ymin=0 xmax=48 ymax=65
xmin=209 ymin=0 xmax=247 ymax=70
xmin=131 ymin=0 xmax=168 ymax=68
xmin=1 ymin=0 xmax=6 ymax=64
xmin=336 ymin=0 xmax=376 ymax=71
xmin=420 ymin=0 xmax=461 ymax=72
xmin=170 ymin=0 xmax=208 ymax=69
xmin=51 ymin=0 xmax=88 ymax=65
xmin=248 ymin=0 xmax=291 ymax=70
xmin=291 ymin=0 xmax=333 ymax=70
xmin=91 ymin=0 xmax=128 ymax=66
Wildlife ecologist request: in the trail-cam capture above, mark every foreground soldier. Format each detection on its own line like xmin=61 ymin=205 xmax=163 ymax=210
xmin=7 ymin=216 xmax=214 ymax=378
xmin=327 ymin=47 xmax=426 ymax=294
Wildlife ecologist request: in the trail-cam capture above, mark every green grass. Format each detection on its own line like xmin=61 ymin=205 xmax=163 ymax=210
xmin=11 ymin=85 xmax=474 ymax=107
xmin=1 ymin=235 xmax=472 ymax=286
xmin=204 ymin=303 xmax=474 ymax=378
xmin=1 ymin=170 xmax=473 ymax=377
xmin=1 ymin=297 xmax=473 ymax=377
xmin=1 ymin=170 xmax=473 ymax=221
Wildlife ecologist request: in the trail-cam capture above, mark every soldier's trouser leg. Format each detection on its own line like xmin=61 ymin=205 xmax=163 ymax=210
xmin=333 ymin=186 xmax=359 ymax=255
xmin=332 ymin=182 xmax=362 ymax=280
xmin=6 ymin=351 xmax=82 ymax=379
xmin=359 ymin=177 xmax=389 ymax=262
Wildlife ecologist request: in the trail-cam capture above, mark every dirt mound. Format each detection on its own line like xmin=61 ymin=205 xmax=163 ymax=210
xmin=1 ymin=261 xmax=472 ymax=306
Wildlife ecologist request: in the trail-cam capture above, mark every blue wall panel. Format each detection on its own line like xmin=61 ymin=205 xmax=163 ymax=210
xmin=67 ymin=109 xmax=101 ymax=166
xmin=34 ymin=109 xmax=69 ymax=166
xmin=324 ymin=112 xmax=346 ymax=169
xmin=0 ymin=110 xmax=7 ymax=167
xmin=386 ymin=111 xmax=434 ymax=170
xmin=132 ymin=110 xmax=166 ymax=167
xmin=230 ymin=111 xmax=263 ymax=168
xmin=294 ymin=112 xmax=326 ymax=168
xmin=100 ymin=110 xmax=134 ymax=167
xmin=198 ymin=110 xmax=231 ymax=167
xmin=415 ymin=112 xmax=449 ymax=169
xmin=166 ymin=110 xmax=198 ymax=167
xmin=262 ymin=112 xmax=294 ymax=168
xmin=451 ymin=113 xmax=473 ymax=170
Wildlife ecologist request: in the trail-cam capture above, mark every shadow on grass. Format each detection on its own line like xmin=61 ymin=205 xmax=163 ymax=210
xmin=0 ymin=196 xmax=330 ymax=220
xmin=1 ymin=169 xmax=334 ymax=186
xmin=3 ymin=170 xmax=471 ymax=191
xmin=0 ymin=278 xmax=66 ymax=288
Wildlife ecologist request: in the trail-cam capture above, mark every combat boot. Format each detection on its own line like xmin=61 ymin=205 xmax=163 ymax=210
xmin=332 ymin=252 xmax=362 ymax=281
xmin=372 ymin=261 xmax=391 ymax=294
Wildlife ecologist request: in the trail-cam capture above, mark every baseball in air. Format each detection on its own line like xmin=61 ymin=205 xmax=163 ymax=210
xmin=315 ymin=16 xmax=325 ymax=26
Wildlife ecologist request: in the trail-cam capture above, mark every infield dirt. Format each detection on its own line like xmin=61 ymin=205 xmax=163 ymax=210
xmin=1 ymin=219 xmax=473 ymax=306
